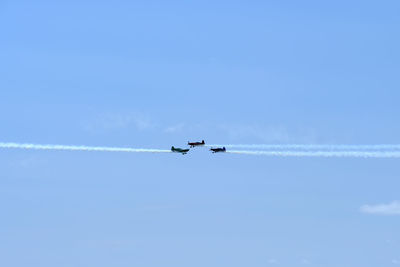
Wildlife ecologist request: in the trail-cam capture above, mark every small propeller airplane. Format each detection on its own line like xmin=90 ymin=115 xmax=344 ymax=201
xmin=188 ymin=140 xmax=205 ymax=148
xmin=210 ymin=147 xmax=226 ymax=153
xmin=171 ymin=146 xmax=190 ymax=155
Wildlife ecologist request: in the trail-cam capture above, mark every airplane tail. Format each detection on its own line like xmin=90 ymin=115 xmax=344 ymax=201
xmin=171 ymin=146 xmax=175 ymax=150
xmin=202 ymin=140 xmax=205 ymax=144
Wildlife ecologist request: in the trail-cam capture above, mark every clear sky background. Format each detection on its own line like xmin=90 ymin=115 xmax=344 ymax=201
xmin=1 ymin=1 xmax=400 ymax=266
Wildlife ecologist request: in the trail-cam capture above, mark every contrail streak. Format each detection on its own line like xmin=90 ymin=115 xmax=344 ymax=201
xmin=227 ymin=150 xmax=400 ymax=158
xmin=2 ymin=142 xmax=400 ymax=158
xmin=0 ymin=142 xmax=170 ymax=153
xmin=208 ymin=144 xmax=400 ymax=150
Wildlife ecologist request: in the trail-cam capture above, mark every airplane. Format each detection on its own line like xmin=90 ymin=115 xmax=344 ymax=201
xmin=171 ymin=146 xmax=190 ymax=155
xmin=188 ymin=140 xmax=205 ymax=148
xmin=210 ymin=147 xmax=226 ymax=153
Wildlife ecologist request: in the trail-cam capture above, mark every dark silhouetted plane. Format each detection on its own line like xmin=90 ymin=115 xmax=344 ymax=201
xmin=188 ymin=140 xmax=205 ymax=148
xmin=171 ymin=146 xmax=190 ymax=155
xmin=210 ymin=147 xmax=226 ymax=153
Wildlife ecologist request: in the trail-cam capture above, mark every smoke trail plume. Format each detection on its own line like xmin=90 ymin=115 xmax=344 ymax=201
xmin=208 ymin=144 xmax=400 ymax=150
xmin=2 ymin=142 xmax=400 ymax=158
xmin=227 ymin=150 xmax=400 ymax=158
xmin=0 ymin=142 xmax=170 ymax=153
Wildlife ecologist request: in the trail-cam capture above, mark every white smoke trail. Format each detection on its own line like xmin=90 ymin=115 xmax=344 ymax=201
xmin=227 ymin=150 xmax=400 ymax=158
xmin=208 ymin=144 xmax=400 ymax=150
xmin=2 ymin=142 xmax=400 ymax=158
xmin=0 ymin=142 xmax=171 ymax=153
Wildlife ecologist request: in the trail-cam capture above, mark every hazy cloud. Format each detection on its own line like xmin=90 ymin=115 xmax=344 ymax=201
xmin=218 ymin=124 xmax=316 ymax=143
xmin=268 ymin=259 xmax=278 ymax=264
xmin=9 ymin=156 xmax=46 ymax=168
xmin=83 ymin=112 xmax=155 ymax=132
xmin=360 ymin=201 xmax=400 ymax=215
xmin=164 ymin=123 xmax=185 ymax=134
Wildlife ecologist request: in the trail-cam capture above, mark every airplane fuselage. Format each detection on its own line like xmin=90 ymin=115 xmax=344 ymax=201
xmin=210 ymin=147 xmax=226 ymax=153
xmin=171 ymin=146 xmax=190 ymax=155
xmin=188 ymin=140 xmax=205 ymax=148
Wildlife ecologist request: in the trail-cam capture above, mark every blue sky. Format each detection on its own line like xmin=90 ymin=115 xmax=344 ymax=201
xmin=1 ymin=1 xmax=400 ymax=266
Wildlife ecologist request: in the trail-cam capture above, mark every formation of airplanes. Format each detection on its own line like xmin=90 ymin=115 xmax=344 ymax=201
xmin=171 ymin=140 xmax=225 ymax=155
